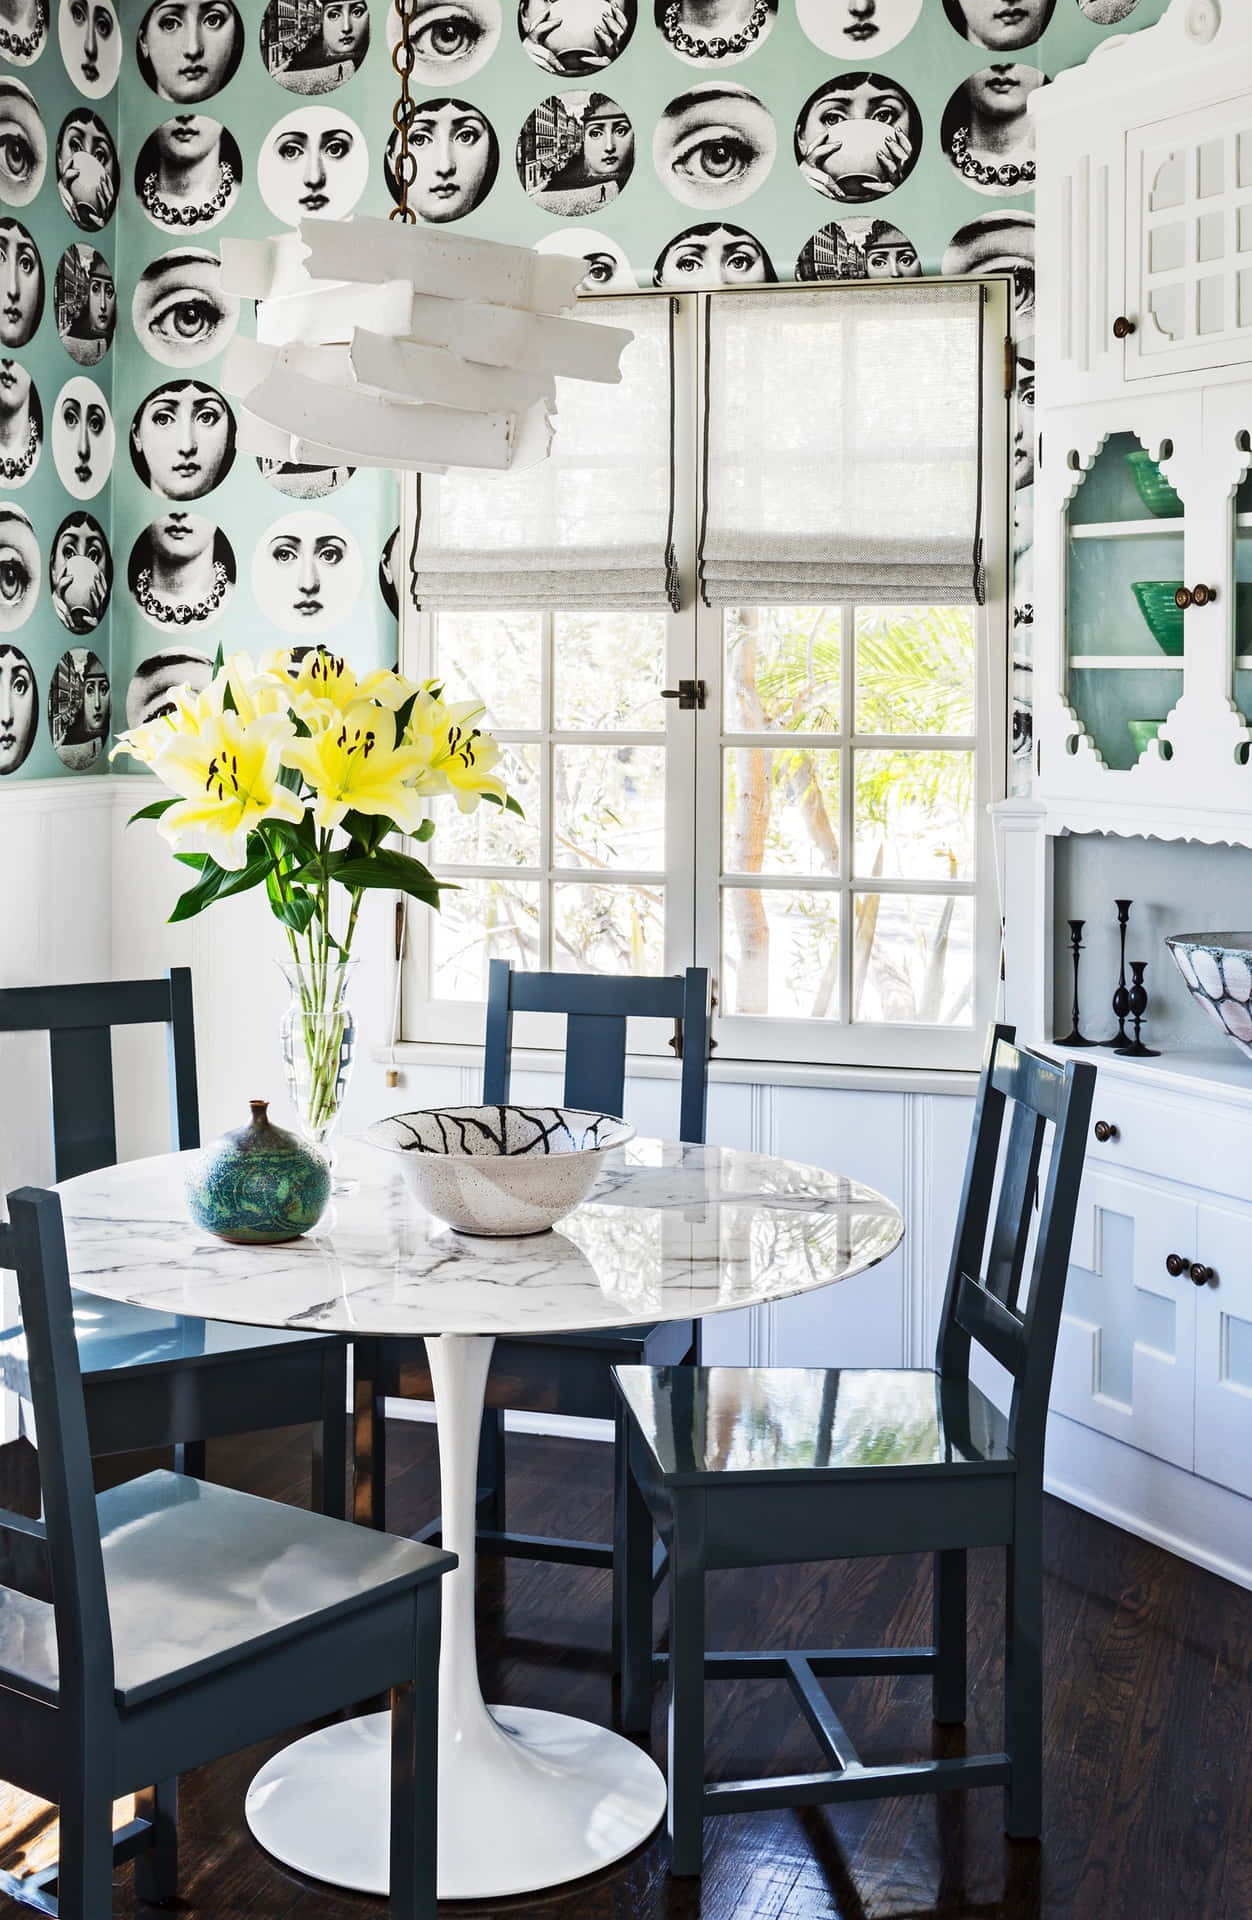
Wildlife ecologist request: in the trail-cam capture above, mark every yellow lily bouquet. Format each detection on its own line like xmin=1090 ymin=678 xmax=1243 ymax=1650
xmin=114 ymin=646 xmax=516 ymax=1148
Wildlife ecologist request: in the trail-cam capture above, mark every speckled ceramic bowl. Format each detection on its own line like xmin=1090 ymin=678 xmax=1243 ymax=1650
xmin=365 ymin=1105 xmax=635 ymax=1235
xmin=1166 ymin=934 xmax=1252 ymax=1062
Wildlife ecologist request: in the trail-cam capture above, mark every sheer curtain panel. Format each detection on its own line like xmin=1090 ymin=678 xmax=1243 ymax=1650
xmin=699 ymin=283 xmax=985 ymax=608
xmin=410 ymin=295 xmax=678 ymax=611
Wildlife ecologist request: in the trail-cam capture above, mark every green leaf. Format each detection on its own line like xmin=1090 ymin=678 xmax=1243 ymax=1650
xmin=331 ymin=848 xmax=445 ymax=909
xmin=173 ymin=852 xmax=209 ymax=870
xmin=169 ymin=847 xmax=273 ymax=923
xmin=410 ymin=817 xmax=436 ymax=842
xmin=127 ymin=796 xmax=176 ymax=825
xmin=270 ymin=889 xmax=317 ymax=934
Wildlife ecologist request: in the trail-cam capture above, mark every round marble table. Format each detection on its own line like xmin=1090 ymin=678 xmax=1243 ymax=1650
xmin=57 ymin=1132 xmax=903 ymax=1902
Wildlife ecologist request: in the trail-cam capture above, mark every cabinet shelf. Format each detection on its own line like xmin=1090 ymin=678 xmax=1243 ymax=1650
xmin=1069 ymin=518 xmax=1184 ymax=540
xmin=1069 ymin=655 xmax=1181 ymax=670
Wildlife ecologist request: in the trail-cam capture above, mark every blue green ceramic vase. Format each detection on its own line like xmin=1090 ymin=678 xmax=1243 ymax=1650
xmin=185 ymin=1100 xmax=330 ymax=1244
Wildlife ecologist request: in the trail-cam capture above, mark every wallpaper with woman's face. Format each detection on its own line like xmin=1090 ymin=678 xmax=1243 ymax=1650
xmin=0 ymin=0 xmax=1169 ymax=780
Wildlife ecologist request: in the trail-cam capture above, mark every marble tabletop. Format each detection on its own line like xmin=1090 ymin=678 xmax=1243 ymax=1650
xmin=56 ymin=1134 xmax=904 ymax=1339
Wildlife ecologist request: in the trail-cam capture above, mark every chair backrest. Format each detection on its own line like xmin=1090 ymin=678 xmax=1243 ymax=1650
xmin=0 ymin=970 xmax=199 ymax=1180
xmin=936 ymin=1024 xmax=1096 ymax=1469
xmin=482 ymin=960 xmax=710 ymax=1145
xmin=1 ymin=1190 xmax=115 ymax=1716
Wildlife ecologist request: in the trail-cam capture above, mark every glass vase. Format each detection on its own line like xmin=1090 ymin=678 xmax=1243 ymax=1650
xmin=279 ymin=957 xmax=357 ymax=1161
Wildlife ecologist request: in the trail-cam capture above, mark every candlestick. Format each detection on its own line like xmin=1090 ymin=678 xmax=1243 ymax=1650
xmin=1121 ymin=959 xmax=1161 ymax=1058
xmin=1100 ymin=898 xmax=1133 ymax=1050
xmin=1057 ymin=919 xmax=1096 ymax=1047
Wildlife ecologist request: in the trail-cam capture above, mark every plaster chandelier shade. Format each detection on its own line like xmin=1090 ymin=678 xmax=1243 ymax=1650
xmin=219 ymin=217 xmax=633 ymax=475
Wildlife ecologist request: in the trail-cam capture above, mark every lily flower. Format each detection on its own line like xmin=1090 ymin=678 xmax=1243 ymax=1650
xmin=110 ymin=679 xmax=222 ymax=770
xmin=259 ymin=646 xmax=415 ymax=724
xmin=282 ymin=699 xmax=433 ymax=832
xmin=406 ymin=692 xmax=507 ymax=812
xmin=150 ymin=709 xmax=304 ymax=871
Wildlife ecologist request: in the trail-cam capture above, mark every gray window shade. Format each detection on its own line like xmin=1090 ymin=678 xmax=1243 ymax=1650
xmin=699 ymin=283 xmax=985 ymax=608
xmin=411 ymin=295 xmax=678 ymax=611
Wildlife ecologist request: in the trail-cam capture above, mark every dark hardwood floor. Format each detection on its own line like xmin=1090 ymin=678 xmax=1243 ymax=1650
xmin=2 ymin=1418 xmax=1250 ymax=1919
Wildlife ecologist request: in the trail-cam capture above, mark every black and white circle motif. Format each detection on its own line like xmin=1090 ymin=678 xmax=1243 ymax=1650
xmin=132 ymin=247 xmax=240 ymax=367
xmin=261 ymin=0 xmax=371 ymax=94
xmin=386 ymin=0 xmax=501 ymax=88
xmin=534 ymin=226 xmax=634 ymax=290
xmin=796 ymin=216 xmax=920 ymax=281
xmin=59 ymin=0 xmax=122 ymax=98
xmin=137 ymin=0 xmax=244 ymax=104
xmin=261 ymin=105 xmax=369 ymax=225
xmin=135 ymin=117 xmax=242 ymax=233
xmin=941 ymin=66 xmax=1043 ymax=197
xmin=796 ymin=0 xmax=921 ymax=57
xmin=0 ymin=220 xmax=45 ymax=351
xmin=130 ymin=379 xmax=236 ymax=499
xmin=517 ymin=93 xmax=633 ymax=217
xmin=654 ymin=85 xmax=775 ymax=208
xmin=49 ymin=646 xmax=111 ymax=770
xmin=943 ymin=210 xmax=1036 ymax=323
xmin=124 ymin=645 xmax=213 ymax=728
xmin=253 ymin=512 xmax=363 ymax=636
xmin=653 ymin=221 xmax=775 ymax=286
xmin=519 ymin=0 xmax=635 ymax=77
xmin=0 ymin=363 xmax=42 ymax=491
xmin=0 ymin=641 xmax=38 ymax=776
xmin=50 ymin=511 xmax=112 ymax=635
xmin=0 ymin=506 xmax=40 ymax=634
xmin=1076 ymin=0 xmax=1139 ymax=18
xmin=795 ymin=72 xmax=923 ymax=205
xmin=379 ymin=526 xmax=400 ymax=617
xmin=941 ymin=0 xmax=1055 ymax=48
xmin=0 ymin=79 xmax=48 ymax=206
xmin=0 ymin=0 xmax=50 ymax=63
xmin=256 ymin=453 xmax=355 ymax=499
xmin=654 ymin=0 xmax=778 ymax=67
xmin=129 ymin=513 xmax=236 ymax=631
xmin=56 ymin=109 xmax=120 ymax=231
xmin=386 ymin=99 xmax=498 ymax=221
xmin=52 ymin=374 xmax=113 ymax=499
xmin=55 ymin=243 xmax=116 ymax=367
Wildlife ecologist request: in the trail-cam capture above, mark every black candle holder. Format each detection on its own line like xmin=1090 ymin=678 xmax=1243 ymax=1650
xmin=1121 ymin=959 xmax=1161 ymax=1058
xmin=1057 ymin=919 xmax=1096 ymax=1047
xmin=1100 ymin=898 xmax=1133 ymax=1051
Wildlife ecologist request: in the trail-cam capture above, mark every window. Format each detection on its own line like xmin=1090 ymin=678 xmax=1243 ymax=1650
xmin=400 ymin=281 xmax=1009 ymax=1072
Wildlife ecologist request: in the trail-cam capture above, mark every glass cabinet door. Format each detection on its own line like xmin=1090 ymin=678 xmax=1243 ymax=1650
xmin=1065 ymin=429 xmax=1187 ymax=771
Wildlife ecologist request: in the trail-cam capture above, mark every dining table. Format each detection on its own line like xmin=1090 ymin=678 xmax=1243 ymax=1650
xmin=55 ymin=1128 xmax=904 ymax=1902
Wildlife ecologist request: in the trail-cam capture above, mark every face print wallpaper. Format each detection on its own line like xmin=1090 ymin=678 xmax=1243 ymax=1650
xmin=0 ymin=0 xmax=1169 ymax=786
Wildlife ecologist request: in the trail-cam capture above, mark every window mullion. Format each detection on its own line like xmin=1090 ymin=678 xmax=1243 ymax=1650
xmin=540 ymin=608 xmax=554 ymax=971
xmin=840 ymin=601 xmax=856 ymax=1028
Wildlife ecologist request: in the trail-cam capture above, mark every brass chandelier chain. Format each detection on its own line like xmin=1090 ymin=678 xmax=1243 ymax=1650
xmin=390 ymin=0 xmax=418 ymax=223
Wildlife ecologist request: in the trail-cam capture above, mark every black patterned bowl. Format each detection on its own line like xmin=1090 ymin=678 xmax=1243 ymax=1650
xmin=1165 ymin=933 xmax=1252 ymax=1062
xmin=365 ymin=1105 xmax=635 ymax=1235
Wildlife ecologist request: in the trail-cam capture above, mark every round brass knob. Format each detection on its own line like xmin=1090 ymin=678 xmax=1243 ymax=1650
xmin=1093 ymin=1120 xmax=1118 ymax=1143
xmin=1165 ymin=1253 xmax=1189 ymax=1277
xmin=1190 ymin=583 xmax=1217 ymax=607
xmin=1190 ymin=1263 xmax=1215 ymax=1287
xmin=1175 ymin=586 xmax=1193 ymax=610
xmin=1112 ymin=315 xmax=1137 ymax=339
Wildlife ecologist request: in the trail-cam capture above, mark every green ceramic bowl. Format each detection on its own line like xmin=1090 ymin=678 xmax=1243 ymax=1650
xmin=1131 ymin=580 xmax=1185 ymax=656
xmin=1125 ymin=449 xmax=1184 ymax=518
xmin=1127 ymin=718 xmax=1163 ymax=756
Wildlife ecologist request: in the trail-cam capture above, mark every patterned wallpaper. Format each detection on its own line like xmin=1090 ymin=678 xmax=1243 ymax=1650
xmin=0 ymin=0 xmax=1171 ymax=787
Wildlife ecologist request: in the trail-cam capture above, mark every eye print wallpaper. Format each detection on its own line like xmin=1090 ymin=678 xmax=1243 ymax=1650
xmin=1 ymin=0 xmax=1168 ymax=786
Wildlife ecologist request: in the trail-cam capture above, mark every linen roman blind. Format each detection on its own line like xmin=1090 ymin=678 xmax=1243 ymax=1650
xmin=699 ymin=283 xmax=985 ymax=608
xmin=410 ymin=295 xmax=678 ymax=611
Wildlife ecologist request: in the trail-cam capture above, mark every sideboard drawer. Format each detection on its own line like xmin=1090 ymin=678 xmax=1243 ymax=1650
xmin=1082 ymin=1078 xmax=1252 ymax=1198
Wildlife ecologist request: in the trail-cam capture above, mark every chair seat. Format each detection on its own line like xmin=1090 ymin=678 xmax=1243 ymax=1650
xmin=613 ymin=1366 xmax=1016 ymax=1486
xmin=0 ymin=1469 xmax=448 ymax=1710
xmin=0 ymin=1291 xmax=340 ymax=1396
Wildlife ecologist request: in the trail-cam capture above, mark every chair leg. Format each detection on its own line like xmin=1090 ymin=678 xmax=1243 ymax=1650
xmin=933 ymin=1548 xmax=967 ymax=1724
xmin=616 ymin=1416 xmax=652 ymax=1726
xmin=314 ymin=1350 xmax=348 ymax=1520
xmin=54 ymin=1784 xmax=115 ymax=1920
xmin=172 ymin=1440 xmax=206 ymax=1480
xmin=389 ymin=1584 xmax=441 ymax=1920
xmin=477 ymin=1406 xmax=505 ymax=1533
xmin=666 ymin=1496 xmax=706 ymax=1879
xmin=133 ymin=1779 xmax=178 ymax=1905
xmin=1004 ymin=1501 xmax=1044 ymax=1840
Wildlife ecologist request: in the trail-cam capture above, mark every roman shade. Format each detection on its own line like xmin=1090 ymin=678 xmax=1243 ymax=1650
xmin=699 ymin=282 xmax=985 ymax=608
xmin=410 ymin=295 xmax=678 ymax=611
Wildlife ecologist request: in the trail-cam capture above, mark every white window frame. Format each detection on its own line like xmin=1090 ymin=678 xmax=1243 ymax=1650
xmin=399 ymin=277 xmax=1010 ymax=1074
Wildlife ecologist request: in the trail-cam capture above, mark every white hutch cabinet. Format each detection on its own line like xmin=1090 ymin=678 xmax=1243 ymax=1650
xmin=1002 ymin=0 xmax=1252 ymax=1590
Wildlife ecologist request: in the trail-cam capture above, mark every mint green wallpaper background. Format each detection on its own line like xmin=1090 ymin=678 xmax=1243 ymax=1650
xmin=1 ymin=0 xmax=1172 ymax=786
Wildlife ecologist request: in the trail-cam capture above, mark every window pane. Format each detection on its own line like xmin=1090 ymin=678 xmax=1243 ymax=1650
xmin=721 ymin=888 xmax=840 ymax=1020
xmin=430 ymin=745 xmax=540 ymax=866
xmin=853 ymin=749 xmax=975 ymax=881
xmin=554 ymin=612 xmax=666 ymax=731
xmin=853 ymin=606 xmax=975 ymax=736
xmin=724 ymin=606 xmax=841 ymax=733
xmin=723 ymin=748 xmax=840 ymax=878
xmin=853 ymin=894 xmax=974 ymax=1026
xmin=430 ymin=879 xmax=540 ymax=1000
xmin=433 ymin=611 xmax=541 ymax=731
xmin=552 ymin=883 xmax=664 ymax=975
xmin=553 ymin=746 xmax=666 ymax=870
